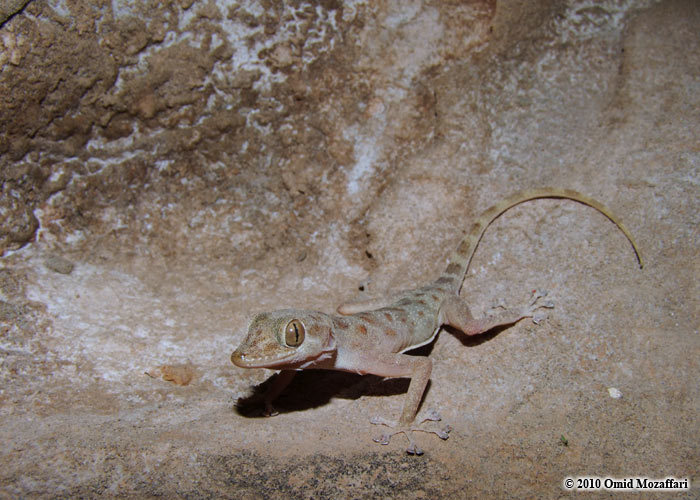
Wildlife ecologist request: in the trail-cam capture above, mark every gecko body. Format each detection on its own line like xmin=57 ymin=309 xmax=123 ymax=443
xmin=231 ymin=188 xmax=642 ymax=454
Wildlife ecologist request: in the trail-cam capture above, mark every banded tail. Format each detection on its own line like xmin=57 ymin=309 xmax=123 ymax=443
xmin=438 ymin=188 xmax=643 ymax=292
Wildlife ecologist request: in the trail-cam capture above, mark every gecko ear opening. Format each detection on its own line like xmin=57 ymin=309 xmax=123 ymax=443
xmin=284 ymin=319 xmax=305 ymax=347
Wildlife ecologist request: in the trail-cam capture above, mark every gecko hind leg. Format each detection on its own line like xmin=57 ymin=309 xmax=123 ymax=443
xmin=371 ymin=410 xmax=452 ymax=455
xmin=442 ymin=289 xmax=554 ymax=336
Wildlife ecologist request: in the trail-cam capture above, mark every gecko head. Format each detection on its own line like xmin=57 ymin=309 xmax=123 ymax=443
xmin=231 ymin=310 xmax=337 ymax=369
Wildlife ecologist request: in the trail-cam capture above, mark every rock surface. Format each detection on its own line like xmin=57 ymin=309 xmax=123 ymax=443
xmin=0 ymin=0 xmax=698 ymax=497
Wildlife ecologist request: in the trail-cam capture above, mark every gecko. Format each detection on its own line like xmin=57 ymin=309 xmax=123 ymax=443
xmin=231 ymin=188 xmax=643 ymax=454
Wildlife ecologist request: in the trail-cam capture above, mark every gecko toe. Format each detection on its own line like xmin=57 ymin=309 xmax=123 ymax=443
xmin=423 ymin=409 xmax=442 ymax=422
xmin=370 ymin=416 xmax=393 ymax=426
xmin=435 ymin=425 xmax=452 ymax=440
xmin=525 ymin=289 xmax=555 ymax=320
xmin=486 ymin=298 xmax=508 ymax=316
xmin=406 ymin=443 xmax=424 ymax=455
xmin=528 ymin=289 xmax=547 ymax=305
xmin=373 ymin=434 xmax=391 ymax=445
xmin=262 ymin=405 xmax=279 ymax=417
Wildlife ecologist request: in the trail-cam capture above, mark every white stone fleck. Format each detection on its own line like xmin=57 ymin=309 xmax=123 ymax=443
xmin=608 ymin=387 xmax=623 ymax=399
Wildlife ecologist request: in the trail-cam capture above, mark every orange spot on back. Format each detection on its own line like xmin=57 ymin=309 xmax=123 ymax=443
xmin=357 ymin=324 xmax=367 ymax=335
xmin=359 ymin=313 xmax=378 ymax=325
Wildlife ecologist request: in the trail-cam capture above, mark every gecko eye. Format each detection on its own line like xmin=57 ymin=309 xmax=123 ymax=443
xmin=284 ymin=319 xmax=305 ymax=347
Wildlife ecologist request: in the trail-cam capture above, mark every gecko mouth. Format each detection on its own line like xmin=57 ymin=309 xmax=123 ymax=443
xmin=230 ymin=348 xmax=299 ymax=368
xmin=231 ymin=347 xmax=335 ymax=369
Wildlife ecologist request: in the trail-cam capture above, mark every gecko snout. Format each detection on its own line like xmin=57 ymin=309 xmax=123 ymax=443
xmin=231 ymin=349 xmax=245 ymax=367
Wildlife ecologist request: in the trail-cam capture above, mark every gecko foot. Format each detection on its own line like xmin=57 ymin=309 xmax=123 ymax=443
xmin=235 ymin=394 xmax=278 ymax=417
xmin=371 ymin=410 xmax=452 ymax=455
xmin=524 ymin=289 xmax=554 ymax=324
xmin=485 ymin=297 xmax=508 ymax=316
xmin=485 ymin=289 xmax=554 ymax=324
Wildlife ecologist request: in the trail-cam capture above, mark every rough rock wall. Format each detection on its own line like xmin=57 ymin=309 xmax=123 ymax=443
xmin=1 ymin=0 xmax=699 ymax=497
xmin=1 ymin=0 xmax=495 ymax=266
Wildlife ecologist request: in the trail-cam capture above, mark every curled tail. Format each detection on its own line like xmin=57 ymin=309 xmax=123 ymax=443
xmin=437 ymin=188 xmax=643 ymax=292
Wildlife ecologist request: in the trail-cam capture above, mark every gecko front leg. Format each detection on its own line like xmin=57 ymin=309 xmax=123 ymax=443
xmin=353 ymin=352 xmax=451 ymax=454
xmin=235 ymin=369 xmax=296 ymax=416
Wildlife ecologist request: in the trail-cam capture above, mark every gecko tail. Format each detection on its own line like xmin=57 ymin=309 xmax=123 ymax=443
xmin=439 ymin=188 xmax=643 ymax=291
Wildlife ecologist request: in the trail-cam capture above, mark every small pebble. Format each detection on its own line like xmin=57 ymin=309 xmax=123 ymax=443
xmin=44 ymin=254 xmax=74 ymax=275
xmin=607 ymin=387 xmax=622 ymax=399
